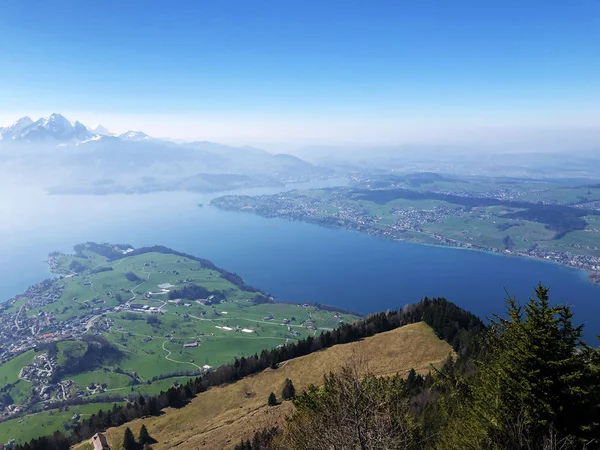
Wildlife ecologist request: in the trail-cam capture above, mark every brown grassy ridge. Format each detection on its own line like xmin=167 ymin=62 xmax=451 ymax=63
xmin=73 ymin=321 xmax=453 ymax=450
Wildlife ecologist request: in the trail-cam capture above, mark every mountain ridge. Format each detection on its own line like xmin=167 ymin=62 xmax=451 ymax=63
xmin=72 ymin=322 xmax=452 ymax=450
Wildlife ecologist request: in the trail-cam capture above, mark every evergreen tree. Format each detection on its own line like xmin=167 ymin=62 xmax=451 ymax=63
xmin=268 ymin=392 xmax=277 ymax=406
xmin=147 ymin=397 xmax=160 ymax=416
xmin=439 ymin=284 xmax=600 ymax=449
xmin=139 ymin=424 xmax=157 ymax=446
xmin=123 ymin=427 xmax=137 ymax=450
xmin=282 ymin=378 xmax=296 ymax=400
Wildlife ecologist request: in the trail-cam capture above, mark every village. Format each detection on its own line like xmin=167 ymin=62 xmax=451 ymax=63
xmin=0 ymin=266 xmax=344 ymax=426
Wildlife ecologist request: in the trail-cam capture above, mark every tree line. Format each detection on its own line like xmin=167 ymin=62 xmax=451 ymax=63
xmin=167 ymin=284 xmax=225 ymax=302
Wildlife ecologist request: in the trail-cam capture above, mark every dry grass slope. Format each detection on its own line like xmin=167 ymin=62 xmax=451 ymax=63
xmin=73 ymin=321 xmax=453 ymax=450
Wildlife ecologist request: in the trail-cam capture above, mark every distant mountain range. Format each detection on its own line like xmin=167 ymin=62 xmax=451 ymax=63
xmin=0 ymin=113 xmax=332 ymax=194
xmin=0 ymin=113 xmax=151 ymax=145
xmin=0 ymin=113 xmax=95 ymax=143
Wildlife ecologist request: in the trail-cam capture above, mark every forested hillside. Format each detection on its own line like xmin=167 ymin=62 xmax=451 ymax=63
xmin=15 ymin=285 xmax=600 ymax=450
xmin=72 ymin=322 xmax=452 ymax=449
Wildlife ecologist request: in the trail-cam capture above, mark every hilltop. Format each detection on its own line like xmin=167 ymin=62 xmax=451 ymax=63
xmin=73 ymin=322 xmax=453 ymax=449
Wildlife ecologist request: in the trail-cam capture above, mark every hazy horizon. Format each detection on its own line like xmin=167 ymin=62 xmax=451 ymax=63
xmin=1 ymin=112 xmax=598 ymax=154
xmin=1 ymin=0 xmax=598 ymax=150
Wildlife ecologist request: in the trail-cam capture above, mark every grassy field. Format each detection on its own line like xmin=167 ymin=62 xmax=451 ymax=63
xmin=73 ymin=322 xmax=453 ymax=450
xmin=6 ymin=380 xmax=33 ymax=405
xmin=0 ymin=350 xmax=38 ymax=386
xmin=56 ymin=341 xmax=88 ymax=366
xmin=0 ymin=243 xmax=360 ymax=444
xmin=0 ymin=402 xmax=123 ymax=444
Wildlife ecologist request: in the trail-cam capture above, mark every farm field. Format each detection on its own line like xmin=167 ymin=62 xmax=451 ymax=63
xmin=0 ymin=243 xmax=359 ymax=444
xmin=0 ymin=401 xmax=123 ymax=445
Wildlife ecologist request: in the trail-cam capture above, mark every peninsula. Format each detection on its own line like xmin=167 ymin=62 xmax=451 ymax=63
xmin=0 ymin=242 xmax=358 ymax=444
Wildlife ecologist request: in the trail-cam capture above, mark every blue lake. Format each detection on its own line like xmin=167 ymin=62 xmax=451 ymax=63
xmin=2 ymin=181 xmax=600 ymax=340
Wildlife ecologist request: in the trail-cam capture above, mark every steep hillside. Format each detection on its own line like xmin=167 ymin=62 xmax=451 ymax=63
xmin=73 ymin=322 xmax=453 ymax=450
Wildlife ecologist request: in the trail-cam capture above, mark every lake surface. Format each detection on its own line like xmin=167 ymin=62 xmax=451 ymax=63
xmin=2 ymin=181 xmax=600 ymax=340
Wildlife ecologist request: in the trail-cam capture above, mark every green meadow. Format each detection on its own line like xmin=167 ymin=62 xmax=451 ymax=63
xmin=0 ymin=242 xmax=359 ymax=444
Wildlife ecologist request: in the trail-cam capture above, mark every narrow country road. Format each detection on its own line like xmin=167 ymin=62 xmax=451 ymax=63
xmin=161 ymin=340 xmax=202 ymax=370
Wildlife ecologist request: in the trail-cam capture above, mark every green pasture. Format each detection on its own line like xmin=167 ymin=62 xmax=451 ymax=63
xmin=0 ymin=402 xmax=123 ymax=445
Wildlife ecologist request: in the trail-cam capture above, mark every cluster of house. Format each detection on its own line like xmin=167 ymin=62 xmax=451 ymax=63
xmin=0 ymin=284 xmax=72 ymax=363
xmin=0 ymin=305 xmax=111 ymax=367
xmin=19 ymin=353 xmax=56 ymax=385
xmin=129 ymin=303 xmax=161 ymax=313
xmin=167 ymin=299 xmax=193 ymax=307
xmin=195 ymin=295 xmax=219 ymax=306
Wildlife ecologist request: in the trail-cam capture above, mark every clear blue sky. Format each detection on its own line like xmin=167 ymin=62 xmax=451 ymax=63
xmin=0 ymin=0 xmax=598 ymax=144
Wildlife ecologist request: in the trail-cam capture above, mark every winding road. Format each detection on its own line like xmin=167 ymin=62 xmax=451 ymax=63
xmin=161 ymin=340 xmax=202 ymax=370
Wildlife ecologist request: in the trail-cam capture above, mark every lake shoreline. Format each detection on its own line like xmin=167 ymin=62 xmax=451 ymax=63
xmin=213 ymin=205 xmax=600 ymax=287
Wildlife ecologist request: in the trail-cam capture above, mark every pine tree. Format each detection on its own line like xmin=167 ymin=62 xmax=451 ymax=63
xmin=282 ymin=378 xmax=296 ymax=400
xmin=139 ymin=424 xmax=157 ymax=446
xmin=438 ymin=284 xmax=600 ymax=448
xmin=147 ymin=397 xmax=159 ymax=416
xmin=123 ymin=427 xmax=137 ymax=450
xmin=268 ymin=392 xmax=277 ymax=406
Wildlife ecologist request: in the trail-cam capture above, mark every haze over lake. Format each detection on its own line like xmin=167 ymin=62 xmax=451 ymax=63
xmin=3 ymin=180 xmax=600 ymax=340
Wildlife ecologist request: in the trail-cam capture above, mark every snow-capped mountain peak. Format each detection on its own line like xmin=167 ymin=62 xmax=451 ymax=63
xmin=0 ymin=114 xmax=154 ymax=145
xmin=6 ymin=113 xmax=95 ymax=143
xmin=88 ymin=124 xmax=114 ymax=136
xmin=41 ymin=113 xmax=71 ymax=128
xmin=118 ymin=130 xmax=151 ymax=142
xmin=0 ymin=116 xmax=35 ymax=141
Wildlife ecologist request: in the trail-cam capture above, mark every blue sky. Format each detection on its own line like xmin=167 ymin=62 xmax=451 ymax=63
xmin=0 ymin=0 xmax=598 ymax=145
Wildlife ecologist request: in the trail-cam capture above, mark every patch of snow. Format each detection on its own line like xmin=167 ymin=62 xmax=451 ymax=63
xmin=77 ymin=135 xmax=104 ymax=145
xmin=118 ymin=130 xmax=152 ymax=141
